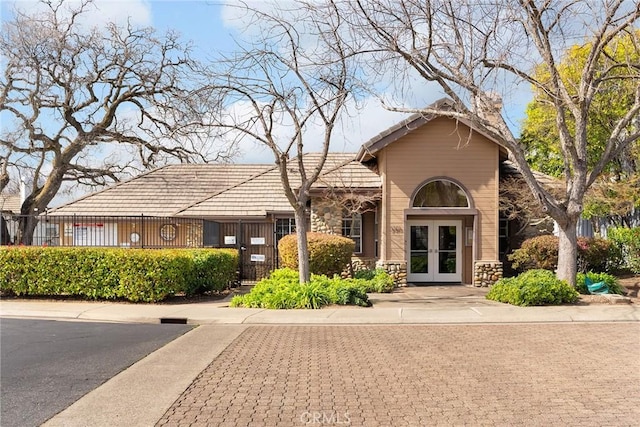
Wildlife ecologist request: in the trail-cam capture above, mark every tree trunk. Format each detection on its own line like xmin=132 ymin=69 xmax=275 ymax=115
xmin=294 ymin=208 xmax=310 ymax=284
xmin=18 ymin=214 xmax=39 ymax=245
xmin=1 ymin=216 xmax=10 ymax=245
xmin=556 ymin=215 xmax=579 ymax=287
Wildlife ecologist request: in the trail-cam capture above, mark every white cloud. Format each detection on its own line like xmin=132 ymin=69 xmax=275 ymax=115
xmin=224 ymin=94 xmax=416 ymax=164
xmin=220 ymin=0 xmax=295 ymax=32
xmin=9 ymin=0 xmax=152 ymax=28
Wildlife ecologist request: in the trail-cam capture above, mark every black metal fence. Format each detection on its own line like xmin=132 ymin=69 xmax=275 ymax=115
xmin=1 ymin=214 xmax=279 ymax=281
xmin=0 ymin=214 xmax=221 ymax=248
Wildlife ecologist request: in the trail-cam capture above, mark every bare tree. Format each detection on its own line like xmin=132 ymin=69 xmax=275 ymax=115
xmin=337 ymin=0 xmax=640 ymax=286
xmin=0 ymin=154 xmax=9 ymax=192
xmin=315 ymin=161 xmax=381 ymax=220
xmin=208 ymin=2 xmax=354 ymax=283
xmin=0 ymin=0 xmax=233 ymax=244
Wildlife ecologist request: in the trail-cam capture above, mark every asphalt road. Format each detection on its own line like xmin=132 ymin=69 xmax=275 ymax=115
xmin=0 ymin=318 xmax=192 ymax=427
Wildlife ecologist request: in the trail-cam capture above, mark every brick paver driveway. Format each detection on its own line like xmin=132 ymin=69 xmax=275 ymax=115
xmin=158 ymin=323 xmax=640 ymax=426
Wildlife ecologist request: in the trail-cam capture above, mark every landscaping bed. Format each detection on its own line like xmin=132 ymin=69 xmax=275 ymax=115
xmin=577 ymin=275 xmax=639 ymax=305
xmin=230 ymin=268 xmax=394 ymax=309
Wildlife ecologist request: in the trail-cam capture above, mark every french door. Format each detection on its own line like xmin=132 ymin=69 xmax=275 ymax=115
xmin=407 ymin=220 xmax=462 ymax=282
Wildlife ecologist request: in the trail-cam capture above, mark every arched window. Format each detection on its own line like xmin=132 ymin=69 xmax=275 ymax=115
xmin=412 ymin=179 xmax=470 ymax=208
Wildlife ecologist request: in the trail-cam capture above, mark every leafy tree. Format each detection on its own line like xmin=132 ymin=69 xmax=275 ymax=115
xmin=337 ymin=0 xmax=639 ymax=286
xmin=582 ymin=175 xmax=640 ymax=227
xmin=0 ymin=0 xmax=232 ymax=244
xmin=521 ymin=33 xmax=640 ymax=179
xmin=521 ymin=31 xmax=640 ymax=227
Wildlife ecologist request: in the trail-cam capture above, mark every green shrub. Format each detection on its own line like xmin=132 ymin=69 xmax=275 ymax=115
xmin=576 ymin=237 xmax=615 ymax=273
xmin=230 ymin=268 xmax=299 ymax=309
xmin=0 ymin=247 xmax=238 ymax=302
xmin=576 ymin=272 xmax=626 ymax=295
xmin=230 ymin=268 xmax=373 ymax=309
xmin=295 ymin=282 xmax=333 ymax=309
xmin=314 ymin=274 xmax=371 ymax=307
xmin=509 ymin=235 xmax=618 ymax=273
xmin=268 ymin=267 xmax=300 ymax=283
xmin=353 ymin=268 xmax=376 ymax=280
xmin=508 ymin=235 xmax=558 ymax=271
xmin=486 ymin=269 xmax=579 ymax=306
xmin=278 ymin=232 xmax=355 ymax=277
xmin=333 ymin=283 xmax=369 ymax=307
xmin=608 ymin=227 xmax=640 ymax=274
xmin=353 ymin=269 xmax=395 ymax=293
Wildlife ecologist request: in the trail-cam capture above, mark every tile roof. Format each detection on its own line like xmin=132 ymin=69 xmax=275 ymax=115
xmin=47 ymin=164 xmax=273 ymax=216
xmin=176 ymin=153 xmax=381 ymax=218
xmin=0 ymin=193 xmax=21 ymax=213
xmin=313 ymin=155 xmax=381 ymax=189
xmin=48 ymin=154 xmax=381 ymax=218
xmin=500 ymin=160 xmax=562 ymax=191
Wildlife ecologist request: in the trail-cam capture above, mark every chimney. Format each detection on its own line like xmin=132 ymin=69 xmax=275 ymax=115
xmin=473 ymin=92 xmax=503 ymax=123
xmin=20 ymin=180 xmax=26 ymax=205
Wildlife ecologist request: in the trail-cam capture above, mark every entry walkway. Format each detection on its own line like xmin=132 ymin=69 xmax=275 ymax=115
xmin=44 ymin=323 xmax=640 ymax=427
xmin=369 ymin=284 xmax=495 ymax=307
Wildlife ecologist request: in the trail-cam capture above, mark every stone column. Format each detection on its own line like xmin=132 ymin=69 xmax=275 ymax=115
xmin=473 ymin=261 xmax=503 ymax=287
xmin=376 ymin=260 xmax=407 ymax=287
xmin=310 ymin=199 xmax=342 ymax=235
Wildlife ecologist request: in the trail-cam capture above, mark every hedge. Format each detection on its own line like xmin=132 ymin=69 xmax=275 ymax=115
xmin=278 ymin=232 xmax=355 ymax=277
xmin=0 ymin=247 xmax=238 ymax=302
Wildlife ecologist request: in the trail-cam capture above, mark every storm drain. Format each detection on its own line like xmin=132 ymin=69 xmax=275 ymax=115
xmin=160 ymin=317 xmax=188 ymax=324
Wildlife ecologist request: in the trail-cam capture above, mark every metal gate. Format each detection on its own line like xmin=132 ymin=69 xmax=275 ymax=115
xmin=218 ymin=221 xmax=276 ymax=281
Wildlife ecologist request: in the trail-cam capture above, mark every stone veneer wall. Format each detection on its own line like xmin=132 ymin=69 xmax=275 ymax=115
xmin=351 ymin=257 xmax=377 ymax=272
xmin=376 ymin=260 xmax=407 ymax=287
xmin=473 ymin=261 xmax=503 ymax=287
xmin=341 ymin=257 xmax=378 ymax=279
xmin=311 ymin=198 xmax=408 ymax=288
xmin=310 ymin=199 xmax=342 ymax=235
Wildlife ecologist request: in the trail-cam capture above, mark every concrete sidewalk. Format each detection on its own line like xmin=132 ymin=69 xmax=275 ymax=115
xmin=1 ymin=290 xmax=639 ymax=325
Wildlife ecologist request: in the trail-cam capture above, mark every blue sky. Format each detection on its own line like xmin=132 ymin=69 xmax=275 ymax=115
xmin=2 ymin=0 xmax=532 ymax=166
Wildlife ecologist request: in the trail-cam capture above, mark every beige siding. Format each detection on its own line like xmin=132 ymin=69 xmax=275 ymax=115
xmin=380 ymin=117 xmax=499 ymax=276
xmin=379 ymin=150 xmax=390 ymax=260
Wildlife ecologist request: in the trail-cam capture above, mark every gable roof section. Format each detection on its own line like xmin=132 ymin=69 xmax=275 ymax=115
xmin=175 ymin=153 xmax=381 ymax=218
xmin=47 ymin=153 xmax=381 ymax=218
xmin=312 ymin=155 xmax=381 ymax=190
xmin=356 ymin=98 xmax=506 ymax=162
xmin=47 ymin=164 xmax=273 ymax=216
xmin=500 ymin=160 xmax=562 ymax=191
xmin=174 ymin=165 xmax=287 ymax=218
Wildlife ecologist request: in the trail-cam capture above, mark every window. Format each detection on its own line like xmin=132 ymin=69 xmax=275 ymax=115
xmin=412 ymin=179 xmax=469 ymax=208
xmin=275 ymin=218 xmax=296 ymax=243
xmin=342 ymin=213 xmax=362 ymax=253
xmin=160 ymin=224 xmax=177 ymax=241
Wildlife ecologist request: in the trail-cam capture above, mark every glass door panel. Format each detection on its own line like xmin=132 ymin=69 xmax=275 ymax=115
xmin=410 ymin=225 xmax=429 ymax=275
xmin=437 ymin=225 xmax=457 ymax=274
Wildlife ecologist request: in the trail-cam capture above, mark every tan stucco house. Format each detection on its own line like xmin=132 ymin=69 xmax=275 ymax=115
xmin=45 ymin=100 xmax=520 ymax=286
